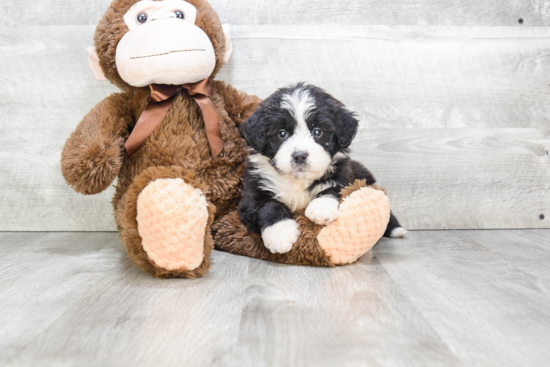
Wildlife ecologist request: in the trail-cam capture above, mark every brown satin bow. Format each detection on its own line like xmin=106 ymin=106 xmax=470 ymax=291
xmin=124 ymin=78 xmax=224 ymax=158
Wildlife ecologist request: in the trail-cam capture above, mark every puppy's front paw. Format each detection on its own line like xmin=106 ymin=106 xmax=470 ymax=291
xmin=305 ymin=196 xmax=339 ymax=225
xmin=390 ymin=227 xmax=408 ymax=238
xmin=262 ymin=219 xmax=300 ymax=254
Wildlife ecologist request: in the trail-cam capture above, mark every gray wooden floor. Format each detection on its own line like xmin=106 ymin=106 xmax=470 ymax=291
xmin=1 ymin=230 xmax=549 ymax=367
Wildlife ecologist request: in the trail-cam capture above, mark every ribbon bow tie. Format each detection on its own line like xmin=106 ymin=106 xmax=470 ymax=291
xmin=125 ymin=78 xmax=224 ymax=158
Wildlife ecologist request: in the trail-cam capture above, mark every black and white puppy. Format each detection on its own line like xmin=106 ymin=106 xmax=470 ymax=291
xmin=238 ymin=83 xmax=406 ymax=254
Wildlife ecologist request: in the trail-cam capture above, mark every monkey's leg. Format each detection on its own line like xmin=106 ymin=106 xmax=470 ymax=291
xmin=116 ymin=166 xmax=215 ymax=278
xmin=316 ymin=182 xmax=390 ymax=265
xmin=213 ymin=180 xmax=390 ymax=267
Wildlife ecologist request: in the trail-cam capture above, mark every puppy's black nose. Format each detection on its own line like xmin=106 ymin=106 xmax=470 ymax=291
xmin=292 ymin=151 xmax=309 ymax=164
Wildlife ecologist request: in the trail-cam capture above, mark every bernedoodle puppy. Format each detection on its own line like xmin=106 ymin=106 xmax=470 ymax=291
xmin=238 ymin=83 xmax=406 ymax=254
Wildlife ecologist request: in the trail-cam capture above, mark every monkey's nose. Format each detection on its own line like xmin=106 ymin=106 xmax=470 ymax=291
xmin=292 ymin=151 xmax=309 ymax=164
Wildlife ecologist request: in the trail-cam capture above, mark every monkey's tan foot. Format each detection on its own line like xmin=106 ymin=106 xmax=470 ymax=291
xmin=317 ymin=186 xmax=391 ymax=265
xmin=137 ymin=178 xmax=209 ymax=271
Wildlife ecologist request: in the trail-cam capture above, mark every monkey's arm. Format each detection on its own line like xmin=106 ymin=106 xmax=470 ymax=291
xmin=216 ymin=81 xmax=262 ymax=126
xmin=61 ymin=91 xmax=134 ymax=195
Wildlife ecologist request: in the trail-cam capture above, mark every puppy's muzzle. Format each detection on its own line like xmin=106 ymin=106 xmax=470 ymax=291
xmin=292 ymin=151 xmax=309 ymax=165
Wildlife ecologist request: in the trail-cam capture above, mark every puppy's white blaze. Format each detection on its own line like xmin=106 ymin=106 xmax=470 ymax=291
xmin=276 ymin=88 xmax=332 ymax=181
xmin=390 ymin=227 xmax=408 ymax=238
xmin=262 ymin=219 xmax=300 ymax=254
xmin=305 ymin=196 xmax=339 ymax=226
xmin=249 ymin=153 xmax=314 ymax=211
xmin=281 ymin=87 xmax=316 ymax=126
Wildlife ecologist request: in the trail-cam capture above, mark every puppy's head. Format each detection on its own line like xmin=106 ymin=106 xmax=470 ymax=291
xmin=241 ymin=83 xmax=359 ymax=180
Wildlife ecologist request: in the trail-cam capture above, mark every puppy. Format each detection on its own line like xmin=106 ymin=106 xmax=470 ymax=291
xmin=239 ymin=83 xmax=406 ymax=254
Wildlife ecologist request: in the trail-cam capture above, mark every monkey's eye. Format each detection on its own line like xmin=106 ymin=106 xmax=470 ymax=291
xmin=174 ymin=10 xmax=184 ymax=19
xmin=312 ymin=128 xmax=323 ymax=137
xmin=137 ymin=12 xmax=148 ymax=24
xmin=278 ymin=130 xmax=289 ymax=139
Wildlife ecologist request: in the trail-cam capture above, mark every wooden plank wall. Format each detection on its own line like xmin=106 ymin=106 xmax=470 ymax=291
xmin=5 ymin=0 xmax=550 ymax=26
xmin=0 ymin=1 xmax=549 ymax=231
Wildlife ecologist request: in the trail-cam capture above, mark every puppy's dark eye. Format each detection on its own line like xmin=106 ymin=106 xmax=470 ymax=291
xmin=312 ymin=128 xmax=323 ymax=137
xmin=137 ymin=12 xmax=148 ymax=24
xmin=278 ymin=130 xmax=289 ymax=139
xmin=174 ymin=10 xmax=184 ymax=19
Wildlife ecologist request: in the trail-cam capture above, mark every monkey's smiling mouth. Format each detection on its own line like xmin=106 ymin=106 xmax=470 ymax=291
xmin=130 ymin=49 xmax=206 ymax=60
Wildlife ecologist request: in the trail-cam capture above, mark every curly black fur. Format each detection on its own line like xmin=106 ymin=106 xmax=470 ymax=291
xmin=238 ymin=83 xmax=404 ymax=237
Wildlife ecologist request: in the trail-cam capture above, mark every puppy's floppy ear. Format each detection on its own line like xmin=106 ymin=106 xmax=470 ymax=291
xmin=334 ymin=108 xmax=359 ymax=149
xmin=240 ymin=110 xmax=267 ymax=152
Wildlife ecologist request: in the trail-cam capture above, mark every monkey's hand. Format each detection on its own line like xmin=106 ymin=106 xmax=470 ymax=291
xmin=61 ymin=92 xmax=133 ymax=195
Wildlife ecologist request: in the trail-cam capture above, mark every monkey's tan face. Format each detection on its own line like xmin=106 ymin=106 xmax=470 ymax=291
xmin=116 ymin=0 xmax=216 ymax=87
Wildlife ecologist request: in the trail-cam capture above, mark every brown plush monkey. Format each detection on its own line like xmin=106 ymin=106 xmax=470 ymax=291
xmin=62 ymin=0 xmax=390 ymax=279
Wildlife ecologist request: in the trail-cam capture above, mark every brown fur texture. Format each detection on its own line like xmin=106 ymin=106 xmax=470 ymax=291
xmin=61 ymin=0 xmax=261 ymax=278
xmin=61 ymin=93 xmax=134 ymax=195
xmin=61 ymin=0 xmax=384 ymax=278
xmin=94 ymin=0 xmax=228 ymax=91
xmin=213 ymin=180 xmax=382 ymax=267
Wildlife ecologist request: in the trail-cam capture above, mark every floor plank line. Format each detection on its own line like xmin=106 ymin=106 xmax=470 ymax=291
xmin=1 ymin=230 xmax=549 ymax=367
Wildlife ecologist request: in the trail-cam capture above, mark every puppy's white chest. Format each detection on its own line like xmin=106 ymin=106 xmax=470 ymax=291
xmin=249 ymin=153 xmax=316 ymax=211
xmin=274 ymin=178 xmax=314 ymax=212
xmin=257 ymin=172 xmax=314 ymax=212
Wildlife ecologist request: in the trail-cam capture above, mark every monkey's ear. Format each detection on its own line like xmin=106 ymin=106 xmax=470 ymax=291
xmin=222 ymin=24 xmax=233 ymax=65
xmin=87 ymin=46 xmax=107 ymax=82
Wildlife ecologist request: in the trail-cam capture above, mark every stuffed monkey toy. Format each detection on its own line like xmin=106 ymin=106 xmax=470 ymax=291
xmin=61 ymin=0 xmax=391 ymax=279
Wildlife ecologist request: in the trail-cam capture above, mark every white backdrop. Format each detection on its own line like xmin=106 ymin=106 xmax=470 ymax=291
xmin=0 ymin=0 xmax=549 ymax=231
